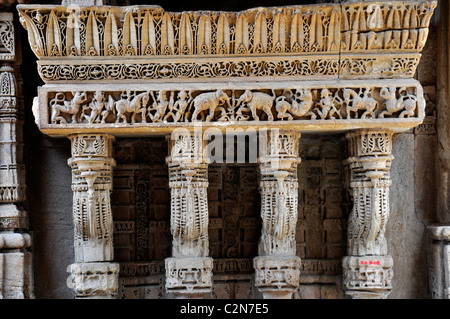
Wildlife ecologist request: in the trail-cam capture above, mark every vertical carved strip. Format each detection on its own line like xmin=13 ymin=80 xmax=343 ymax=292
xmin=86 ymin=10 xmax=100 ymax=56
xmin=254 ymin=129 xmax=302 ymax=299
xmin=179 ymin=13 xmax=193 ymax=55
xmin=161 ymin=13 xmax=175 ymax=55
xmin=272 ymin=10 xmax=285 ymax=53
xmin=141 ymin=11 xmax=156 ymax=55
xmin=342 ymin=130 xmax=394 ymax=299
xmin=46 ymin=10 xmax=61 ymax=56
xmin=104 ymin=12 xmax=119 ymax=56
xmin=290 ymin=10 xmax=304 ymax=52
xmin=328 ymin=8 xmax=340 ymax=52
xmin=0 ymin=61 xmax=33 ymax=299
xmin=165 ymin=131 xmax=212 ymax=298
xmin=216 ymin=13 xmax=230 ymax=54
xmin=235 ymin=13 xmax=249 ymax=54
xmin=66 ymin=10 xmax=81 ymax=56
xmin=254 ymin=11 xmax=267 ymax=53
xmin=197 ymin=14 xmax=211 ymax=55
xmin=123 ymin=12 xmax=137 ymax=55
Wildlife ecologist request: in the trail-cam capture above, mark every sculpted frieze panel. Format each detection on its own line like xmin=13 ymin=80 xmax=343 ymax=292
xmin=34 ymin=79 xmax=425 ymax=135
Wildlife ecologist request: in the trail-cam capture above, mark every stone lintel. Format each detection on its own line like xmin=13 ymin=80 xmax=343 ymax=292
xmin=33 ymin=79 xmax=426 ymax=137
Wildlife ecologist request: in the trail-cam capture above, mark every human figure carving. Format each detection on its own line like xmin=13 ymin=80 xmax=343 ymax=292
xmin=81 ymin=91 xmax=112 ymax=124
xmin=163 ymin=90 xmax=191 ymax=123
xmin=275 ymin=89 xmax=316 ymax=120
xmin=190 ymin=89 xmax=230 ymax=122
xmin=344 ymin=88 xmax=378 ymax=119
xmin=149 ymin=90 xmax=169 ymax=123
xmin=50 ymin=91 xmax=88 ymax=124
xmin=114 ymin=91 xmax=149 ymax=124
xmin=236 ymin=90 xmax=275 ymax=121
xmin=378 ymin=87 xmax=417 ymax=118
xmin=317 ymin=89 xmax=342 ymax=119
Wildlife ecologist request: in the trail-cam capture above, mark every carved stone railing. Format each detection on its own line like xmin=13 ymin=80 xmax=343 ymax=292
xmin=17 ymin=2 xmax=436 ymax=83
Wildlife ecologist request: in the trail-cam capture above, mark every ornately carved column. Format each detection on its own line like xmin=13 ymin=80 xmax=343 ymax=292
xmin=165 ymin=131 xmax=212 ymax=298
xmin=342 ymin=130 xmax=394 ymax=299
xmin=254 ymin=129 xmax=302 ymax=299
xmin=0 ymin=63 xmax=33 ymax=299
xmin=66 ymin=133 xmax=119 ymax=299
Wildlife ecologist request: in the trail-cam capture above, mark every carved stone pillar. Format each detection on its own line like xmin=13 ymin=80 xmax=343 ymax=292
xmin=0 ymin=57 xmax=33 ymax=298
xmin=66 ymin=133 xmax=119 ymax=299
xmin=254 ymin=129 xmax=301 ymax=299
xmin=342 ymin=130 xmax=394 ymax=299
xmin=428 ymin=226 xmax=450 ymax=299
xmin=165 ymin=131 xmax=212 ymax=298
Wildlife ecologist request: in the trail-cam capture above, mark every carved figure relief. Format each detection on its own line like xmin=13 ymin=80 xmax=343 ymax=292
xmin=45 ymin=84 xmax=422 ymax=126
xmin=378 ymin=87 xmax=418 ymax=118
xmin=50 ymin=91 xmax=87 ymax=124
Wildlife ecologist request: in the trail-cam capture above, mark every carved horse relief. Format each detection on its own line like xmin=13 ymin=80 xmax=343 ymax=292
xmin=50 ymin=91 xmax=88 ymax=124
xmin=113 ymin=91 xmax=149 ymax=124
xmin=344 ymin=88 xmax=378 ymax=119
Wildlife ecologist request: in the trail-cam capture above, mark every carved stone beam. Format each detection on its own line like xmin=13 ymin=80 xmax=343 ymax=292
xmin=33 ymin=79 xmax=426 ymax=137
xmin=342 ymin=129 xmax=394 ymax=299
xmin=254 ymin=129 xmax=301 ymax=299
xmin=17 ymin=2 xmax=437 ymax=83
xmin=165 ymin=130 xmax=212 ymax=298
xmin=66 ymin=133 xmax=119 ymax=299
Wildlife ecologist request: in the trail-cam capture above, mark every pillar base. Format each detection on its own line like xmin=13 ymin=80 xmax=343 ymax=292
xmin=342 ymin=255 xmax=393 ymax=299
xmin=165 ymin=257 xmax=213 ymax=298
xmin=254 ymin=255 xmax=301 ymax=299
xmin=67 ymin=262 xmax=119 ymax=299
xmin=428 ymin=225 xmax=450 ymax=299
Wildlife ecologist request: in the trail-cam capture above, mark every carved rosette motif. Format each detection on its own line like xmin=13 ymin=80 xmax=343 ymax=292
xmin=165 ymin=131 xmax=212 ymax=297
xmin=254 ymin=130 xmax=302 ymax=298
xmin=343 ymin=130 xmax=394 ymax=298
